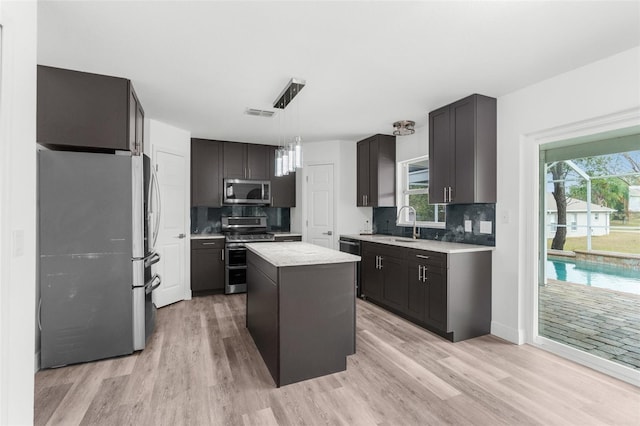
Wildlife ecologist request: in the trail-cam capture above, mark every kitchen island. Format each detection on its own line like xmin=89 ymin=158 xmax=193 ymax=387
xmin=245 ymin=242 xmax=360 ymax=387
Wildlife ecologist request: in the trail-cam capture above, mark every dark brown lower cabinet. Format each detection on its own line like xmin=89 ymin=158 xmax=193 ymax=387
xmin=407 ymin=259 xmax=447 ymax=332
xmin=361 ymin=245 xmax=383 ymax=301
xmin=361 ymin=241 xmax=492 ymax=342
xmin=246 ymin=250 xmax=356 ymax=387
xmin=361 ymin=243 xmax=408 ymax=312
xmin=191 ymin=239 xmax=225 ymax=293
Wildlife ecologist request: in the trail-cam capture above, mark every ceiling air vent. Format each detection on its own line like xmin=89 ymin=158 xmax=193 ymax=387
xmin=245 ymin=108 xmax=275 ymax=118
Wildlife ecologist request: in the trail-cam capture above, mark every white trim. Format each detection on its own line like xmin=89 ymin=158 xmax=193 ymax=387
xmin=396 ymin=155 xmax=446 ymax=229
xmin=491 ymin=321 xmax=525 ymax=344
xmin=523 ymin=107 xmax=640 ymax=386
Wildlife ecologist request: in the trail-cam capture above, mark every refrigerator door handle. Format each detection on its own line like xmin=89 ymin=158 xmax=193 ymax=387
xmin=150 ymin=166 xmax=162 ymax=250
xmin=38 ymin=298 xmax=42 ymax=331
xmin=144 ymin=252 xmax=161 ymax=268
xmin=145 ymin=274 xmax=162 ymax=294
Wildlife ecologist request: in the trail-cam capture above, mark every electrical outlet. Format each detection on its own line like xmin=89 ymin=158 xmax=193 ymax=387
xmin=479 ymin=221 xmax=492 ymax=234
xmin=464 ymin=220 xmax=472 ymax=232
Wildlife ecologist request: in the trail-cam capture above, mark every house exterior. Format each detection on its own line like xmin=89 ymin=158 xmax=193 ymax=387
xmin=546 ymin=193 xmax=616 ymax=238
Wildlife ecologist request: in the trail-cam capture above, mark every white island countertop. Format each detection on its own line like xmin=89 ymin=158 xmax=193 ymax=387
xmin=246 ymin=242 xmax=361 ymax=267
xmin=341 ymin=234 xmax=495 ymax=254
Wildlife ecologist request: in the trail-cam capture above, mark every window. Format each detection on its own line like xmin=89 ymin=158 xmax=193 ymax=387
xmin=398 ymin=156 xmax=446 ymax=228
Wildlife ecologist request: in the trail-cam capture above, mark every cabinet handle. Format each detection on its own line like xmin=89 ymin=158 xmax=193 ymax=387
xmin=443 ymin=187 xmax=447 ymax=203
xmin=379 ymin=256 xmax=383 ymax=269
xmin=202 ymin=242 xmax=218 ymax=245
xmin=221 ymin=250 xmax=224 ymax=261
xmin=418 ymin=265 xmax=423 ymax=281
xmin=416 ymin=254 xmax=430 ymax=259
xmin=448 ymin=186 xmax=453 ymax=203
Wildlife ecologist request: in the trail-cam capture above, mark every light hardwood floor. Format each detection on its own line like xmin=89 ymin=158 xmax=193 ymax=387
xmin=35 ymin=294 xmax=640 ymax=425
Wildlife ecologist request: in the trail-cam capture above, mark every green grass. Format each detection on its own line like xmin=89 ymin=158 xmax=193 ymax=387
xmin=611 ymin=212 xmax=640 ymax=228
xmin=547 ymin=231 xmax=640 ymax=254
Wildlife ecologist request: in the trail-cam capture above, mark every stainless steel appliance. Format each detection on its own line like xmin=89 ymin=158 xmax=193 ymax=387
xmin=223 ymin=179 xmax=271 ymax=205
xmin=38 ymin=150 xmax=161 ymax=368
xmin=222 ymin=216 xmax=274 ymax=294
xmin=339 ymin=236 xmax=361 ymax=298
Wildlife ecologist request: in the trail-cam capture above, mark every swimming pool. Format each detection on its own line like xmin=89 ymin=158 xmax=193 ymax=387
xmin=546 ymin=259 xmax=640 ymax=295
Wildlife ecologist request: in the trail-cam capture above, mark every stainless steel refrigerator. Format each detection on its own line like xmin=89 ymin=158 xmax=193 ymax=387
xmin=38 ymin=150 xmax=161 ymax=368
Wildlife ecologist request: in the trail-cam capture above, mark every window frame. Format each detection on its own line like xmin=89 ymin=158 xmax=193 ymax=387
xmin=397 ymin=155 xmax=446 ymax=229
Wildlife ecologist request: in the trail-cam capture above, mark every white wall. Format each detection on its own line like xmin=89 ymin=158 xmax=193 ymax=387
xmin=396 ymin=125 xmax=428 ymax=163
xmin=0 ymin=1 xmax=38 ymax=424
xmin=495 ymin=46 xmax=640 ymax=344
xmin=296 ymin=140 xmax=371 ymax=249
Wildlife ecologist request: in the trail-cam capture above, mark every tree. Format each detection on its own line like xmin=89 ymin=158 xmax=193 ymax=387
xmin=569 ymin=178 xmax=627 ymax=212
xmin=570 ymin=151 xmax=640 ymax=220
xmin=550 ymin=162 xmax=569 ymax=250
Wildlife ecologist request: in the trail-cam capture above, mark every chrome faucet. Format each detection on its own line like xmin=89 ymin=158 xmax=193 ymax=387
xmin=396 ymin=205 xmax=419 ymax=239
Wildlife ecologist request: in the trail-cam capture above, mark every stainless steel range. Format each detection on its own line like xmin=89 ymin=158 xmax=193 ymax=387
xmin=222 ymin=216 xmax=275 ymax=294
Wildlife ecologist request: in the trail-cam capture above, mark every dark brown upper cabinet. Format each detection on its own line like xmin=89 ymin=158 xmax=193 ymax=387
xmin=268 ymin=147 xmax=296 ymax=207
xmin=428 ymin=94 xmax=496 ymax=204
xmin=37 ymin=65 xmax=144 ymax=154
xmin=191 ymin=139 xmax=222 ymax=207
xmin=356 ymin=134 xmax=396 ymax=207
xmin=222 ymin=142 xmax=270 ymax=180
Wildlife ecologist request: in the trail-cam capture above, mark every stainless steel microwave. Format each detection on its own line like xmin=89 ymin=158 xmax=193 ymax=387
xmin=223 ymin=179 xmax=271 ymax=205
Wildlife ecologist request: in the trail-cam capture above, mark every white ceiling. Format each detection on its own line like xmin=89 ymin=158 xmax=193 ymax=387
xmin=37 ymin=1 xmax=640 ymax=145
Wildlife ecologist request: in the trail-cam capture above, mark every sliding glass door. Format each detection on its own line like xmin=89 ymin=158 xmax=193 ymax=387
xmin=538 ymin=136 xmax=640 ymax=371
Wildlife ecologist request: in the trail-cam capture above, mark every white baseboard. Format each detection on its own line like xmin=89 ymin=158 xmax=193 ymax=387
xmin=491 ymin=321 xmax=525 ymax=344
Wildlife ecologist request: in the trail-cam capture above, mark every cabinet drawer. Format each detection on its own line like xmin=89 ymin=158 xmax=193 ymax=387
xmin=406 ymin=249 xmax=446 ymax=269
xmin=191 ymin=238 xmax=224 ymax=250
xmin=362 ymin=241 xmax=407 ymax=259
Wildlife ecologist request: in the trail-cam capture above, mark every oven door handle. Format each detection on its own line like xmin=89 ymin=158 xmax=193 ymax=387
xmin=145 ymin=274 xmax=162 ymax=294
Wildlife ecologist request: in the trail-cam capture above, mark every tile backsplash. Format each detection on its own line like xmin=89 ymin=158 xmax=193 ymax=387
xmin=191 ymin=206 xmax=290 ymax=234
xmin=373 ymin=204 xmax=496 ymax=246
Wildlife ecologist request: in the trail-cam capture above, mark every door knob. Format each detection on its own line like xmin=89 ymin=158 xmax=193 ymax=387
xmin=176 ymin=233 xmax=186 ymax=239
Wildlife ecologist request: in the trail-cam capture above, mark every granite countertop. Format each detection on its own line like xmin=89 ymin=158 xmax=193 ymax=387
xmin=191 ymin=233 xmax=225 ymax=240
xmin=246 ymin=242 xmax=361 ymax=267
xmin=341 ymin=234 xmax=495 ymax=254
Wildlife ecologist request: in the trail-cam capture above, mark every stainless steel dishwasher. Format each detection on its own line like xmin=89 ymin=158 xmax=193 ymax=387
xmin=339 ymin=236 xmax=361 ymax=298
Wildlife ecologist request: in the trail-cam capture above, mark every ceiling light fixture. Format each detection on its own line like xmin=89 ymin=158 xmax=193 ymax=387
xmin=273 ymin=78 xmax=305 ymax=177
xmin=393 ymin=120 xmax=415 ymax=136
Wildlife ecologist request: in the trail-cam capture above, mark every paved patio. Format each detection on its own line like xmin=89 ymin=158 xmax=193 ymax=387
xmin=539 ymin=279 xmax=640 ymax=370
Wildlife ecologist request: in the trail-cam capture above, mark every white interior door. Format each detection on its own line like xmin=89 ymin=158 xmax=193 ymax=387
xmin=152 ymin=147 xmax=187 ymax=308
xmin=307 ymin=163 xmax=334 ymax=248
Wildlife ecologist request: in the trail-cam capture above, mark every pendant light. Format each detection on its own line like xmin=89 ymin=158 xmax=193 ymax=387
xmin=273 ymin=78 xmax=305 ymax=177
